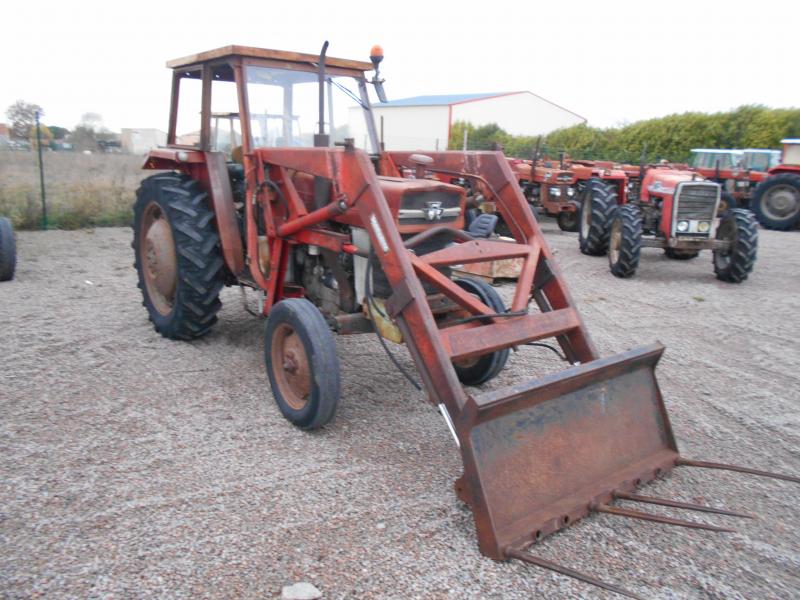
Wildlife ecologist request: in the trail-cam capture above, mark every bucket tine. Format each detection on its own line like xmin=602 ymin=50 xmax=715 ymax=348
xmin=677 ymin=458 xmax=800 ymax=484
xmin=594 ymin=503 xmax=735 ymax=533
xmin=507 ymin=548 xmax=645 ymax=600
xmin=614 ymin=491 xmax=756 ymax=519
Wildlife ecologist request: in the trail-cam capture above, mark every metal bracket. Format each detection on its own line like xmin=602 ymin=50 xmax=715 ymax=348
xmin=385 ymin=277 xmax=416 ymax=318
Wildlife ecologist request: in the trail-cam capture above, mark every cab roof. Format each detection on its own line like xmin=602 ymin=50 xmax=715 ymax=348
xmin=690 ymin=149 xmax=743 ymax=154
xmin=166 ymin=45 xmax=373 ymax=72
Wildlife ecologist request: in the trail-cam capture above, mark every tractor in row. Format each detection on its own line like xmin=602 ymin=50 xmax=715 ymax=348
xmin=749 ymin=139 xmax=800 ymax=230
xmin=509 ymin=154 xmax=628 ymax=233
xmin=580 ymin=163 xmax=758 ymax=282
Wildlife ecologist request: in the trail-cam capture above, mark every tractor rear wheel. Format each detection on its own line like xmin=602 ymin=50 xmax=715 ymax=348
xmin=556 ymin=209 xmax=579 ymax=232
xmin=0 ymin=217 xmax=17 ymax=281
xmin=608 ymin=204 xmax=642 ymax=278
xmin=664 ymin=248 xmax=699 ymax=260
xmin=264 ymin=298 xmax=340 ymax=429
xmin=133 ymin=173 xmax=224 ymax=339
xmin=579 ymin=178 xmax=617 ymax=256
xmin=713 ymin=209 xmax=758 ymax=283
xmin=452 ymin=277 xmax=510 ymax=386
xmin=750 ymin=173 xmax=800 ymax=230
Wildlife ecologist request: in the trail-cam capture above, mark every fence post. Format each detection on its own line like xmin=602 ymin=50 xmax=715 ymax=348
xmin=35 ymin=111 xmax=47 ymax=230
xmin=462 ymin=129 xmax=468 ymax=151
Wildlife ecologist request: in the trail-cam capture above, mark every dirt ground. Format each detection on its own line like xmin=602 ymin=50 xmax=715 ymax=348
xmin=1 ymin=221 xmax=798 ymax=599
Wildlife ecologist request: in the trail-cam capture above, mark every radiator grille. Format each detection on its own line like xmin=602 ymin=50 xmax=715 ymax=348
xmin=676 ymin=184 xmax=718 ymax=220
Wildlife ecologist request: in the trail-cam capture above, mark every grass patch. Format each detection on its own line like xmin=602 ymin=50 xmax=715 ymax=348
xmin=693 ymin=296 xmax=706 ymax=302
xmin=0 ymin=151 xmax=148 ymax=230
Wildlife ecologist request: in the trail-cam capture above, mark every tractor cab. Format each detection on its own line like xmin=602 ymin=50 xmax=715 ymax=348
xmin=690 ymin=149 xmax=743 ymax=171
xmin=741 ymin=149 xmax=781 ymax=172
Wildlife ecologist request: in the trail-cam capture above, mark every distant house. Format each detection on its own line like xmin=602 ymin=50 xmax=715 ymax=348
xmin=121 ymin=128 xmax=167 ymax=154
xmin=348 ymin=91 xmax=586 ymax=151
xmin=0 ymin=123 xmax=9 ymax=149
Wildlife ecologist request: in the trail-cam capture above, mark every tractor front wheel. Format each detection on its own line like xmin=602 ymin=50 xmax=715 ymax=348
xmin=265 ymin=298 xmax=340 ymax=429
xmin=713 ymin=209 xmax=758 ymax=283
xmin=451 ymin=277 xmax=510 ymax=386
xmin=0 ymin=217 xmax=17 ymax=281
xmin=750 ymin=173 xmax=800 ymax=230
xmin=579 ymin=178 xmax=617 ymax=256
xmin=608 ymin=205 xmax=642 ymax=278
xmin=133 ymin=173 xmax=225 ymax=339
xmin=719 ymin=192 xmax=737 ymax=216
xmin=556 ymin=209 xmax=579 ymax=232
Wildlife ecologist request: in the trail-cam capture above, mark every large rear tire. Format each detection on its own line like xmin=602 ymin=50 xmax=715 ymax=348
xmin=133 ymin=173 xmax=224 ymax=339
xmin=264 ymin=298 xmax=340 ymax=429
xmin=579 ymin=178 xmax=617 ymax=256
xmin=608 ymin=205 xmax=642 ymax=278
xmin=750 ymin=173 xmax=800 ymax=230
xmin=0 ymin=217 xmax=17 ymax=281
xmin=451 ymin=277 xmax=510 ymax=386
xmin=713 ymin=209 xmax=758 ymax=283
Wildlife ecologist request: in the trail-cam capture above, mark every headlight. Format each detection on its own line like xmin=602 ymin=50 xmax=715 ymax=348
xmin=566 ymin=187 xmax=576 ymax=197
xmin=677 ymin=220 xmax=689 ymax=233
xmin=697 ymin=221 xmax=711 ymax=233
xmin=550 ymin=187 xmax=561 ymax=197
xmin=736 ymin=181 xmax=748 ymax=187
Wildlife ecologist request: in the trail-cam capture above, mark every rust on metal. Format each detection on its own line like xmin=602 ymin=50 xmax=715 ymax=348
xmin=677 ymin=458 xmax=800 ymax=484
xmin=507 ymin=549 xmax=645 ymax=600
xmin=614 ymin=491 xmax=755 ymax=519
xmin=592 ymin=503 xmax=736 ymax=533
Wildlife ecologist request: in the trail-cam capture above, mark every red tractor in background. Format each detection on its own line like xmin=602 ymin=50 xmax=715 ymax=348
xmin=688 ymin=149 xmax=769 ymax=212
xmin=509 ymin=154 xmax=627 ymax=234
xmin=580 ymin=163 xmax=758 ymax=282
xmin=749 ymin=139 xmax=800 ymax=230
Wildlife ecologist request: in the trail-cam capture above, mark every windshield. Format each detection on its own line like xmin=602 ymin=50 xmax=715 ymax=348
xmin=240 ymin=66 xmax=375 ymax=152
xmin=692 ymin=152 xmax=741 ymax=169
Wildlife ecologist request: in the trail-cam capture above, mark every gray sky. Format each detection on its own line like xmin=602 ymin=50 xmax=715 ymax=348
xmin=3 ymin=0 xmax=797 ymax=133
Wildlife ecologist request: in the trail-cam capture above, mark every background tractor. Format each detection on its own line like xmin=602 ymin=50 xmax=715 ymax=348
xmin=580 ymin=164 xmax=758 ymax=282
xmin=131 ymin=43 xmax=792 ymax=597
xmin=689 ymin=148 xmax=768 ymax=212
xmin=0 ymin=217 xmax=17 ymax=281
xmin=749 ymin=139 xmax=800 ymax=230
xmin=509 ymin=155 xmax=626 ymax=234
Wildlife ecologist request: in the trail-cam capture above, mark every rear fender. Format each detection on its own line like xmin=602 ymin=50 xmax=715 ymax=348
xmin=143 ymin=149 xmax=244 ymax=275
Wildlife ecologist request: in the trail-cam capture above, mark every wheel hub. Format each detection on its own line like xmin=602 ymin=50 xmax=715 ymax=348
xmin=272 ymin=325 xmax=311 ymax=411
xmin=140 ymin=203 xmax=178 ymax=316
xmin=764 ymin=185 xmax=800 ymax=220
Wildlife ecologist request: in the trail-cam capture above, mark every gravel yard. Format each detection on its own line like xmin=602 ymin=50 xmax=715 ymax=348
xmin=1 ymin=221 xmax=798 ymax=599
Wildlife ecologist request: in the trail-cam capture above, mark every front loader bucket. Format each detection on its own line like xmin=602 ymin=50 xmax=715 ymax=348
xmin=454 ymin=343 xmax=678 ymax=559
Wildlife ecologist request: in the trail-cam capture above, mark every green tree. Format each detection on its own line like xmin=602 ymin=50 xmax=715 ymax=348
xmin=29 ymin=124 xmax=52 ymax=149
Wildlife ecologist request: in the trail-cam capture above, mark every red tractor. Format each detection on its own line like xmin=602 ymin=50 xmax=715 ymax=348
xmin=749 ymin=139 xmax=800 ymax=230
xmin=130 ymin=43 xmax=792 ymax=597
xmin=580 ymin=164 xmax=758 ymax=282
xmin=688 ymin=149 xmax=768 ymax=212
xmin=509 ymin=155 xmax=626 ymax=234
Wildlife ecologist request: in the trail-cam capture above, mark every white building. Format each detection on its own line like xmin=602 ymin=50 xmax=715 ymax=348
xmin=121 ymin=128 xmax=167 ymax=155
xmin=349 ymin=91 xmax=586 ymax=152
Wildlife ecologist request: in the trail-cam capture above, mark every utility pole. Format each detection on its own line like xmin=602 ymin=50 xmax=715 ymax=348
xmin=35 ymin=111 xmax=47 ymax=230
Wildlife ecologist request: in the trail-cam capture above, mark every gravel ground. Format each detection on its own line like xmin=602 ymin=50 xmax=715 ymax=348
xmin=1 ymin=221 xmax=798 ymax=599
